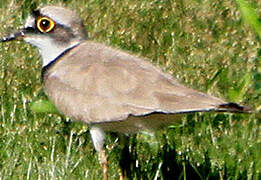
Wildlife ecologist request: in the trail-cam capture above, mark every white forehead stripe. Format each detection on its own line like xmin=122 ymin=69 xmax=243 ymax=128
xmin=24 ymin=15 xmax=35 ymax=28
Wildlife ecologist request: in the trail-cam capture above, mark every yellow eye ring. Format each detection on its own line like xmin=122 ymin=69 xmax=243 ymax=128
xmin=36 ymin=17 xmax=55 ymax=33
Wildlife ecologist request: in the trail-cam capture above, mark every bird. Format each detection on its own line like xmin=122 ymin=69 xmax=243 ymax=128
xmin=0 ymin=5 xmax=250 ymax=179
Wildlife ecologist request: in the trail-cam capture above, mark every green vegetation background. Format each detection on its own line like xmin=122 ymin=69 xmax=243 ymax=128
xmin=0 ymin=0 xmax=260 ymax=179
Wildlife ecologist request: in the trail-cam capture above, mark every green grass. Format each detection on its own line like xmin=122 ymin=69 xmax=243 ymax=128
xmin=0 ymin=0 xmax=260 ymax=179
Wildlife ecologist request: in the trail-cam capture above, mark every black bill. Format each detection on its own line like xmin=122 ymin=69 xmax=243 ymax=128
xmin=0 ymin=31 xmax=24 ymax=42
xmin=0 ymin=27 xmax=36 ymax=42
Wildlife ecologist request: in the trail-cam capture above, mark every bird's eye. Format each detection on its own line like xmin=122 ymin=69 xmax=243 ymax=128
xmin=36 ymin=17 xmax=55 ymax=33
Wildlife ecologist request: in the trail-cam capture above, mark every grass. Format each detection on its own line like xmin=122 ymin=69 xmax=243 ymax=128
xmin=0 ymin=0 xmax=260 ymax=179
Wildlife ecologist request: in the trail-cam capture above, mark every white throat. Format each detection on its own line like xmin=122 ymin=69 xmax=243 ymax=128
xmin=24 ymin=36 xmax=80 ymax=67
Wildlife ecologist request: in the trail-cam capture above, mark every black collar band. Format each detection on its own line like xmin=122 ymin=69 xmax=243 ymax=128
xmin=41 ymin=43 xmax=79 ymax=81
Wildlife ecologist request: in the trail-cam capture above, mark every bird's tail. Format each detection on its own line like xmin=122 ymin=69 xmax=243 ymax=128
xmin=217 ymin=102 xmax=252 ymax=113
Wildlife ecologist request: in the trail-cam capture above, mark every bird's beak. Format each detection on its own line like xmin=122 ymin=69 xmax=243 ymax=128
xmin=0 ymin=27 xmax=34 ymax=42
xmin=0 ymin=31 xmax=24 ymax=42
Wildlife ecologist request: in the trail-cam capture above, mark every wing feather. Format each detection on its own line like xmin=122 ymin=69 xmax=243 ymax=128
xmin=44 ymin=41 xmax=244 ymax=127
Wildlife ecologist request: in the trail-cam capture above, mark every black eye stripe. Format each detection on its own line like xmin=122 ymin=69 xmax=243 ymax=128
xmin=30 ymin=10 xmax=76 ymax=37
xmin=32 ymin=10 xmax=41 ymax=18
xmin=28 ymin=12 xmax=76 ymax=37
xmin=32 ymin=23 xmax=74 ymax=36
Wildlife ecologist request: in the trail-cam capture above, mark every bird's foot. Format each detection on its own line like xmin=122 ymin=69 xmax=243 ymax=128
xmin=99 ymin=149 xmax=108 ymax=180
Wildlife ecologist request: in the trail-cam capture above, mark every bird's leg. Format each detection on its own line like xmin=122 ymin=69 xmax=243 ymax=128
xmin=98 ymin=149 xmax=108 ymax=180
xmin=90 ymin=126 xmax=108 ymax=180
xmin=118 ymin=134 xmax=131 ymax=180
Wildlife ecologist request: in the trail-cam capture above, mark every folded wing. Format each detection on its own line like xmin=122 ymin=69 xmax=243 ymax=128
xmin=44 ymin=41 xmax=249 ymax=127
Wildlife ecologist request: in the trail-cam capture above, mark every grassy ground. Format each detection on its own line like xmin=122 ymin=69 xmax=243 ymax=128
xmin=0 ymin=0 xmax=260 ymax=179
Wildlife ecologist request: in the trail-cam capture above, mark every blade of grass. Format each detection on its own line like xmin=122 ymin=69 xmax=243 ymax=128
xmin=236 ymin=0 xmax=261 ymax=38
